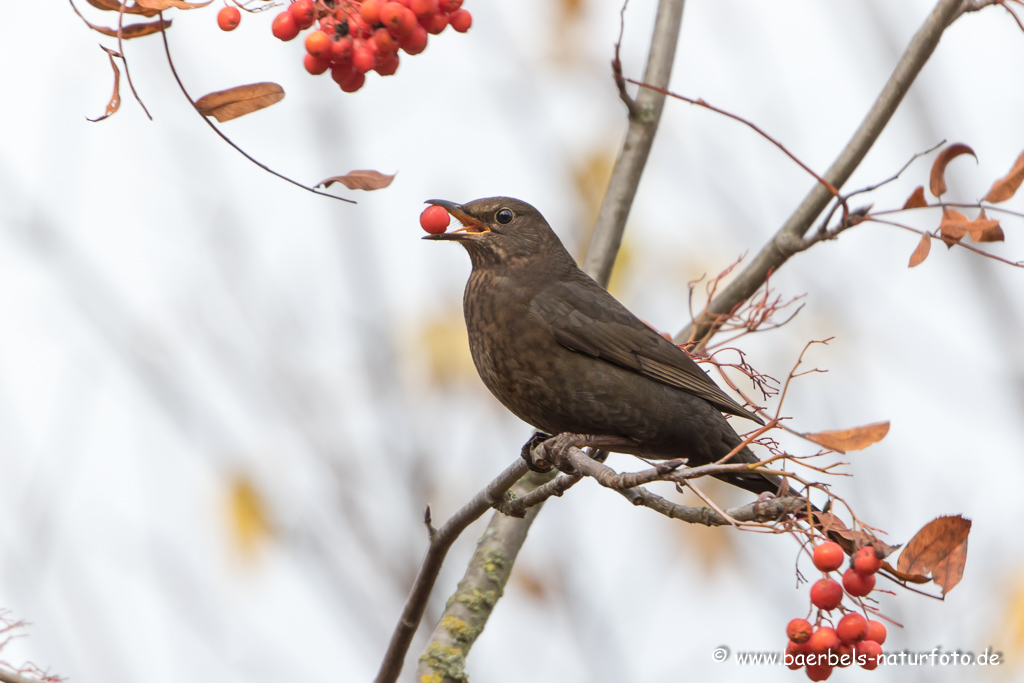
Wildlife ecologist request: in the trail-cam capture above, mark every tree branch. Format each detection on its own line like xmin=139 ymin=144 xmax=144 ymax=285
xmin=678 ymin=0 xmax=966 ymax=345
xmin=582 ymin=0 xmax=687 ymax=287
xmin=373 ymin=459 xmax=529 ymax=683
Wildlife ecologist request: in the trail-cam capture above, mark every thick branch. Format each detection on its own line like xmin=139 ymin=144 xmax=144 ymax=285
xmin=582 ymin=0 xmax=687 ymax=287
xmin=678 ymin=0 xmax=965 ymax=345
xmin=414 ymin=472 xmax=552 ymax=683
xmin=373 ymin=459 xmax=529 ymax=683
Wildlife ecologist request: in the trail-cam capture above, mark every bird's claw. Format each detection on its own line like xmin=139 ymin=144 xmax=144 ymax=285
xmin=521 ymin=432 xmax=554 ymax=473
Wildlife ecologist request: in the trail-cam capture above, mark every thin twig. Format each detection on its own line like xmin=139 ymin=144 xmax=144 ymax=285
xmin=612 ymin=0 xmax=640 ymax=118
xmin=156 ymin=14 xmax=356 ymax=204
xmin=869 ymin=217 xmax=1024 ymax=267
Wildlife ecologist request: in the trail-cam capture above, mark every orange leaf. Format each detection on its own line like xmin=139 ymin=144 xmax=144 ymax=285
xmin=902 ymin=186 xmax=928 ymax=210
xmin=929 ymin=143 xmax=977 ymax=197
xmin=84 ymin=17 xmax=172 ymax=39
xmin=965 ymin=209 xmax=1002 ymax=242
xmin=802 ymin=421 xmax=890 ymax=453
xmin=983 ymin=149 xmax=1024 ymax=203
xmin=195 ymin=83 xmax=285 ymax=122
xmin=908 ymin=233 xmax=931 ymax=267
xmin=318 ymin=170 xmax=396 ymax=191
xmin=931 ymin=537 xmax=968 ymax=595
xmin=938 ymin=208 xmax=969 ymax=248
xmin=134 ymin=0 xmax=211 ymax=8
xmin=85 ymin=0 xmax=160 ymax=16
xmin=880 ymin=561 xmax=931 ymax=584
xmin=896 ymin=515 xmax=971 ymax=581
xmin=87 ymin=46 xmax=122 ymax=123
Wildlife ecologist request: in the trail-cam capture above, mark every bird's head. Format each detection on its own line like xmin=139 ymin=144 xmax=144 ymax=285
xmin=422 ymin=197 xmax=567 ymax=269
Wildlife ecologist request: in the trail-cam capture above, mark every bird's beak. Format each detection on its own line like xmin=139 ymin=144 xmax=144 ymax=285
xmin=421 ymin=199 xmax=490 ymax=240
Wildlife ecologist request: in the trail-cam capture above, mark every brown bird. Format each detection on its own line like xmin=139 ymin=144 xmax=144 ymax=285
xmin=424 ymin=196 xmax=779 ymax=496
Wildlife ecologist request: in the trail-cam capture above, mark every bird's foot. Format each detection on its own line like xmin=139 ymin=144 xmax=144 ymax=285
xmin=520 ymin=432 xmax=554 ymax=473
xmin=538 ymin=433 xmax=638 ymax=474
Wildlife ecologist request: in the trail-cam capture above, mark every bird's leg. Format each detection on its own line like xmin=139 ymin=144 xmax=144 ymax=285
xmin=539 ymin=433 xmax=638 ymax=474
xmin=520 ymin=432 xmax=554 ymax=473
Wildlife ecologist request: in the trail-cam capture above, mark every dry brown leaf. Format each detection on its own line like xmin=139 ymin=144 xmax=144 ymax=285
xmin=86 ymin=0 xmax=160 ymax=16
xmin=930 ymin=143 xmax=977 ymax=197
xmin=965 ymin=209 xmax=1002 ymax=243
xmin=880 ymin=561 xmax=931 ymax=584
xmin=896 ymin=515 xmax=971 ymax=583
xmin=318 ymin=170 xmax=396 ymax=191
xmin=195 ymin=83 xmax=285 ymax=122
xmin=86 ymin=17 xmax=172 ymax=39
xmin=939 ymin=208 xmax=969 ymax=248
xmin=902 ymin=186 xmax=928 ymax=210
xmin=87 ymin=46 xmax=122 ymax=122
xmin=931 ymin=537 xmax=968 ymax=595
xmin=135 ymin=0 xmax=211 ymax=8
xmin=983 ymin=149 xmax=1024 ymax=203
xmin=803 ymin=421 xmax=890 ymax=453
xmin=808 ymin=512 xmax=899 ymax=558
xmin=908 ymin=233 xmax=931 ymax=267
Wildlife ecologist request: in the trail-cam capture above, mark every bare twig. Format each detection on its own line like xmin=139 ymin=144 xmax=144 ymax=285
xmin=493 ymin=471 xmax=583 ymax=518
xmin=869 ymin=217 xmax=1024 ymax=267
xmin=677 ymin=0 xmax=967 ymax=345
xmin=373 ymin=459 xmax=529 ymax=683
xmin=612 ymin=0 xmax=640 ymax=119
xmin=582 ymin=0 xmax=687 ymax=286
xmin=156 ymin=15 xmax=356 ymax=204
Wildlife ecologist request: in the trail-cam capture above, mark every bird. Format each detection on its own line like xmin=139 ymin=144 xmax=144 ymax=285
xmin=423 ymin=196 xmax=780 ymax=496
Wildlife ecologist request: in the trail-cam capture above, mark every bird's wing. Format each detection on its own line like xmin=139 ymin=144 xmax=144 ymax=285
xmin=530 ymin=278 xmax=764 ymax=424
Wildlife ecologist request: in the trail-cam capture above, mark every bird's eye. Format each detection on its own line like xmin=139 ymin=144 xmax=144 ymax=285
xmin=496 ymin=208 xmax=514 ymax=224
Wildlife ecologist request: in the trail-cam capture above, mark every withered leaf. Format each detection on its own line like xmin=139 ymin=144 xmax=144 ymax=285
xmin=983 ymin=149 xmax=1024 ymax=203
xmin=896 ymin=515 xmax=971 ymax=584
xmin=318 ymin=170 xmax=396 ymax=191
xmin=930 ymin=143 xmax=977 ymax=197
xmin=902 ymin=186 xmax=928 ymax=210
xmin=908 ymin=233 xmax=931 ymax=268
xmin=87 ymin=46 xmax=122 ymax=123
xmin=880 ymin=561 xmax=931 ymax=584
xmin=803 ymin=421 xmax=890 ymax=453
xmin=195 ymin=83 xmax=284 ymax=122
xmin=134 ymin=0 xmax=212 ymax=8
xmin=87 ymin=17 xmax=172 ymax=39
xmin=965 ymin=209 xmax=1002 ymax=243
xmin=931 ymin=537 xmax=968 ymax=595
xmin=808 ymin=512 xmax=899 ymax=558
xmin=938 ymin=208 xmax=969 ymax=248
xmin=86 ymin=0 xmax=161 ymax=16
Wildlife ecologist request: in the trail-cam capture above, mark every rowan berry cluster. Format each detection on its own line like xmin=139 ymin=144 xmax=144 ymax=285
xmin=785 ymin=542 xmax=887 ymax=681
xmin=216 ymin=0 xmax=472 ymax=93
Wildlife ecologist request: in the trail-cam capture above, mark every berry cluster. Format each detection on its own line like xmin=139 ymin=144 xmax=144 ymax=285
xmin=785 ymin=542 xmax=887 ymax=681
xmin=216 ymin=0 xmax=472 ymax=93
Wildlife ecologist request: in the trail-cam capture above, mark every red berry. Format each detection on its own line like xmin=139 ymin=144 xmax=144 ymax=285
xmin=856 ymin=639 xmax=883 ymax=670
xmin=807 ymin=626 xmax=840 ymax=655
xmin=812 ymin=541 xmax=844 ymax=572
xmin=836 ymin=613 xmax=868 ymax=644
xmin=331 ymin=64 xmax=355 ymax=85
xmin=853 ymin=546 xmax=882 ymax=575
xmin=805 ymin=663 xmax=833 ymax=681
xmin=304 ymin=52 xmax=330 ymax=75
xmin=438 ymin=0 xmax=462 ymax=11
xmin=865 ymin=620 xmax=887 ymax=645
xmin=272 ymin=11 xmax=300 ymax=40
xmin=217 ymin=6 xmax=241 ymax=31
xmin=809 ymin=578 xmax=843 ymax=611
xmin=381 ymin=3 xmax=417 ymax=37
xmin=289 ymin=0 xmax=315 ymax=29
xmin=836 ymin=643 xmax=854 ymax=667
xmin=360 ymin=0 xmax=381 ymax=25
xmin=339 ymin=71 xmax=365 ymax=92
xmin=374 ymin=27 xmax=399 ymax=53
xmin=374 ymin=50 xmax=400 ymax=75
xmin=422 ymin=11 xmax=447 ymax=34
xmin=399 ymin=24 xmax=428 ymax=54
xmin=410 ymin=0 xmax=438 ymax=17
xmin=787 ymin=618 xmax=813 ymax=644
xmin=420 ymin=205 xmax=451 ymax=234
xmin=786 ymin=640 xmax=809 ymax=670
xmin=305 ymin=30 xmax=332 ymax=58
xmin=352 ymin=42 xmax=376 ymax=73
xmin=330 ymin=37 xmax=354 ymax=65
xmin=449 ymin=8 xmax=471 ymax=32
xmin=842 ymin=568 xmax=875 ymax=597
